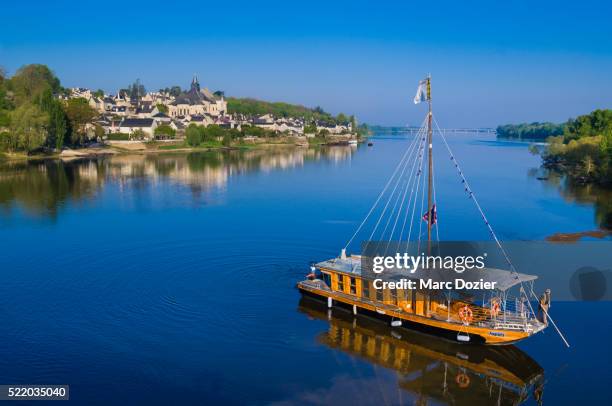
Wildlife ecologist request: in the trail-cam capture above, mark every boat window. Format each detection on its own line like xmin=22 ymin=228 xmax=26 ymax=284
xmin=390 ymin=289 xmax=397 ymax=304
xmin=337 ymin=275 xmax=344 ymax=291
xmin=349 ymin=277 xmax=356 ymax=294
xmin=397 ymin=289 xmax=404 ymax=302
xmin=322 ymin=273 xmax=331 ymax=287
xmin=362 ymin=281 xmax=370 ymax=299
xmin=376 ymin=288 xmax=383 ymax=302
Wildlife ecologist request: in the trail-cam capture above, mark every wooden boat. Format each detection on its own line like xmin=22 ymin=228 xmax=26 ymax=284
xmin=298 ymin=296 xmax=545 ymax=405
xmin=298 ymin=256 xmax=546 ymax=344
xmin=298 ymin=76 xmax=556 ymax=345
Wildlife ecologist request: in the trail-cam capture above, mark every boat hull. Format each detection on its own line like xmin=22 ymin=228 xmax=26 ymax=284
xmin=297 ymin=282 xmax=532 ymax=345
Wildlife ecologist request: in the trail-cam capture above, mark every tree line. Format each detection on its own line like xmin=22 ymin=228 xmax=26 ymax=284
xmin=496 ymin=122 xmax=564 ymax=140
xmin=226 ymin=97 xmax=355 ymax=126
xmin=537 ymin=109 xmax=612 ymax=185
xmin=184 ymin=123 xmax=282 ymax=147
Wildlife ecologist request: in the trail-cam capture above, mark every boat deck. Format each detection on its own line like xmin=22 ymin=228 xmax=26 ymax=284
xmin=298 ymin=278 xmax=546 ymax=344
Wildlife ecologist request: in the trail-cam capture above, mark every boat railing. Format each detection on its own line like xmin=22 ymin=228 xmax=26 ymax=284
xmin=300 ymin=278 xmax=330 ymax=291
xmin=300 ymin=279 xmax=543 ymax=332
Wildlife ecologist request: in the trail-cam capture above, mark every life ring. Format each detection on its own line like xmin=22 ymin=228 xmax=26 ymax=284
xmin=458 ymin=305 xmax=473 ymax=324
xmin=456 ymin=373 xmax=470 ymax=388
xmin=490 ymin=299 xmax=501 ymax=317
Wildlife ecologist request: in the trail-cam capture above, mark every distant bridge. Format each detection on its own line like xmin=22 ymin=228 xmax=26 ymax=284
xmin=377 ymin=127 xmax=497 ymax=135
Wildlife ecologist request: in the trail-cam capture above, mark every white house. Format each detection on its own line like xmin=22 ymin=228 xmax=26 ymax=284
xmin=118 ymin=118 xmax=157 ymax=139
xmin=252 ymin=114 xmax=275 ymax=131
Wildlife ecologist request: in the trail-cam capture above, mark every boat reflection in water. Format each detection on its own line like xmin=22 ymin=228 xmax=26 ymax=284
xmin=298 ymin=296 xmax=545 ymax=406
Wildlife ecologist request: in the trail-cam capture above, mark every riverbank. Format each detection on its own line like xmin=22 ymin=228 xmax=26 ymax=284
xmin=0 ymin=134 xmax=363 ymax=162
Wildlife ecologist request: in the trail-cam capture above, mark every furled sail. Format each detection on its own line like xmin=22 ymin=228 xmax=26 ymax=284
xmin=413 ymin=79 xmax=428 ymax=104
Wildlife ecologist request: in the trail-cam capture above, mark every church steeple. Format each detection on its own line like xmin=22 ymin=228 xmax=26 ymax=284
xmin=190 ymin=74 xmax=200 ymax=92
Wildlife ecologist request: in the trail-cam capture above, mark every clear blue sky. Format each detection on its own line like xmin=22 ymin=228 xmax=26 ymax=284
xmin=1 ymin=0 xmax=611 ymax=126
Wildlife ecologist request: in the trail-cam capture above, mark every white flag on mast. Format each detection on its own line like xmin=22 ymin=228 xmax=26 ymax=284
xmin=413 ymin=79 xmax=428 ymax=104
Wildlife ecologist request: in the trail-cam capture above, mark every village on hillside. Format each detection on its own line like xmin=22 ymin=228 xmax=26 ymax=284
xmin=66 ymin=76 xmax=355 ymax=142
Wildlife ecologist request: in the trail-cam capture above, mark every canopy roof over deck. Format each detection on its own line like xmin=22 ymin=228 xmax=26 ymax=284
xmin=315 ymin=256 xmax=538 ymax=291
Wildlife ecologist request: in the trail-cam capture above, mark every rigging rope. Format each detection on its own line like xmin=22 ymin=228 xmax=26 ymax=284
xmin=376 ymin=137 xmax=420 ymax=242
xmin=343 ymin=116 xmax=427 ymax=251
xmin=417 ymin=146 xmax=428 ymax=253
xmin=383 ymin=132 xmax=427 ymax=254
xmin=433 ymin=116 xmax=570 ymax=348
xmin=431 ymin=137 xmax=440 ymax=242
xmin=384 ymin=128 xmax=426 ymax=240
xmin=406 ymin=136 xmax=426 ymax=244
xmin=368 ymin=127 xmax=423 ymax=242
xmin=398 ymin=135 xmax=424 ymax=243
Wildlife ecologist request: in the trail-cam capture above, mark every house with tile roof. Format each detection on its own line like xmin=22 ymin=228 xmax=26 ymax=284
xmin=118 ymin=118 xmax=157 ymax=139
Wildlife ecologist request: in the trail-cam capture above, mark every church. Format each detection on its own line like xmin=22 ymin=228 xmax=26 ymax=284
xmin=167 ymin=76 xmax=227 ymax=118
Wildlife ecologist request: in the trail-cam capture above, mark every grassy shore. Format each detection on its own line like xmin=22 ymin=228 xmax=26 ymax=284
xmin=0 ymin=134 xmax=360 ymax=162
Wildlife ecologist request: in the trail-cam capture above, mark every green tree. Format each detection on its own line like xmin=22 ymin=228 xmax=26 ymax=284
xmin=8 ymin=64 xmax=61 ymax=105
xmin=357 ymin=123 xmax=369 ymax=138
xmin=64 ymin=97 xmax=97 ymax=145
xmin=154 ymin=124 xmax=176 ymax=139
xmin=564 ymin=109 xmax=612 ymax=141
xmin=222 ymin=132 xmax=232 ymax=147
xmin=156 ymin=103 xmax=168 ymax=114
xmin=185 ymin=124 xmax=203 ymax=146
xmin=93 ymin=89 xmax=104 ymax=98
xmin=0 ymin=110 xmax=10 ymax=128
xmin=127 ymin=79 xmax=146 ymax=98
xmin=304 ymin=122 xmax=317 ymax=134
xmin=38 ymin=88 xmax=68 ymax=150
xmin=0 ymin=131 xmax=12 ymax=152
xmin=160 ymin=86 xmax=182 ymax=97
xmin=94 ymin=124 xmax=105 ymax=140
xmin=336 ymin=112 xmax=348 ymax=124
xmin=50 ymin=104 xmax=68 ymax=149
xmin=203 ymin=125 xmax=224 ymax=141
xmin=241 ymin=125 xmax=267 ymax=137
xmin=0 ymin=66 xmax=11 ymax=114
xmin=130 ymin=129 xmax=146 ymax=140
xmin=318 ymin=129 xmax=330 ymax=138
xmin=0 ymin=73 xmax=11 ymax=126
xmin=9 ymin=103 xmax=48 ymax=152
xmin=226 ymin=97 xmax=339 ymax=123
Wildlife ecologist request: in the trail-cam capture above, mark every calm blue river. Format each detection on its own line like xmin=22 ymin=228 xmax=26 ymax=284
xmin=0 ymin=133 xmax=610 ymax=404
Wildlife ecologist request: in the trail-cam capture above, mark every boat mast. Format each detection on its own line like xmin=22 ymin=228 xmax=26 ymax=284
xmin=426 ymin=75 xmax=433 ymax=253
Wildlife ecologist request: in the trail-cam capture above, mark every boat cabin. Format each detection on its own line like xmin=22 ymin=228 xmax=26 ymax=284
xmin=299 ymin=253 xmax=546 ymax=344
